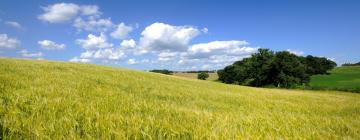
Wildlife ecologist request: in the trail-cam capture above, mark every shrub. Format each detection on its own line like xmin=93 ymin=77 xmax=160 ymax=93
xmin=197 ymin=72 xmax=209 ymax=80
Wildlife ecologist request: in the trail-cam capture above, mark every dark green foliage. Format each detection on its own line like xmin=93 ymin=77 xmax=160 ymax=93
xmin=150 ymin=69 xmax=173 ymax=75
xmin=218 ymin=48 xmax=336 ymax=88
xmin=300 ymin=55 xmax=337 ymax=75
xmin=272 ymin=51 xmax=309 ymax=87
xmin=197 ymin=72 xmax=209 ymax=80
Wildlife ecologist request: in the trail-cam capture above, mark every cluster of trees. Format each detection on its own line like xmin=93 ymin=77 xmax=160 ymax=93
xmin=342 ymin=62 xmax=360 ymax=66
xmin=149 ymin=69 xmax=173 ymax=75
xmin=197 ymin=72 xmax=209 ymax=80
xmin=217 ymin=49 xmax=337 ymax=87
xmin=185 ymin=70 xmax=216 ymax=73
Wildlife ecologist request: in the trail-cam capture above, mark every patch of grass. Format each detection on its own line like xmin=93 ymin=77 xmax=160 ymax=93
xmin=0 ymin=58 xmax=360 ymax=139
xmin=173 ymin=72 xmax=218 ymax=81
xmin=309 ymin=66 xmax=360 ymax=92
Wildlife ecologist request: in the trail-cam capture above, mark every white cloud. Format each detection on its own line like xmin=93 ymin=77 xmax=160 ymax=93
xmin=76 ymin=33 xmax=113 ymax=50
xmin=158 ymin=52 xmax=177 ymax=61
xmin=19 ymin=49 xmax=43 ymax=58
xmin=201 ymin=28 xmax=208 ymax=33
xmin=111 ymin=23 xmax=133 ymax=40
xmin=0 ymin=34 xmax=20 ymax=49
xmin=38 ymin=3 xmax=80 ymax=23
xmin=79 ymin=48 xmax=125 ymax=60
xmin=5 ymin=21 xmax=23 ymax=29
xmin=73 ymin=17 xmax=114 ymax=32
xmin=139 ymin=22 xmax=201 ymax=53
xmin=80 ymin=5 xmax=100 ymax=16
xmin=72 ymin=33 xmax=125 ymax=62
xmin=38 ymin=3 xmax=101 ymax=23
xmin=127 ymin=58 xmax=137 ymax=64
xmin=69 ymin=57 xmax=90 ymax=63
xmin=186 ymin=40 xmax=255 ymax=59
xmin=120 ymin=39 xmax=136 ymax=49
xmin=172 ymin=40 xmax=258 ymax=70
xmin=38 ymin=40 xmax=66 ymax=50
xmin=286 ymin=49 xmax=305 ymax=56
xmin=127 ymin=58 xmax=150 ymax=65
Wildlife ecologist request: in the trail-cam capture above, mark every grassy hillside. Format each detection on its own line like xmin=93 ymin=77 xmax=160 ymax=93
xmin=173 ymin=73 xmax=218 ymax=81
xmin=0 ymin=58 xmax=359 ymax=139
xmin=310 ymin=66 xmax=360 ymax=92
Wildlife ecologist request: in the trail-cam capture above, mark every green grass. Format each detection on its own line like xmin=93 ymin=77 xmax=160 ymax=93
xmin=0 ymin=58 xmax=360 ymax=139
xmin=310 ymin=66 xmax=360 ymax=92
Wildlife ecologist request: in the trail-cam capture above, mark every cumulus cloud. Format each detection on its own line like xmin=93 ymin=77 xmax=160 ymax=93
xmin=139 ymin=22 xmax=201 ymax=53
xmin=80 ymin=5 xmax=101 ymax=16
xmin=201 ymin=28 xmax=208 ymax=33
xmin=111 ymin=23 xmax=133 ymax=40
xmin=158 ymin=52 xmax=178 ymax=61
xmin=286 ymin=49 xmax=305 ymax=56
xmin=38 ymin=3 xmax=101 ymax=23
xmin=79 ymin=48 xmax=125 ymax=60
xmin=38 ymin=40 xmax=66 ymax=50
xmin=127 ymin=58 xmax=137 ymax=64
xmin=5 ymin=21 xmax=23 ymax=29
xmin=71 ymin=33 xmax=125 ymax=63
xmin=186 ymin=40 xmax=256 ymax=59
xmin=73 ymin=17 xmax=114 ymax=32
xmin=0 ymin=34 xmax=20 ymax=49
xmin=19 ymin=50 xmax=43 ymax=59
xmin=76 ymin=33 xmax=113 ymax=50
xmin=69 ymin=57 xmax=90 ymax=63
xmin=127 ymin=58 xmax=151 ymax=65
xmin=173 ymin=40 xmax=258 ymax=70
xmin=120 ymin=39 xmax=136 ymax=49
xmin=38 ymin=3 xmax=80 ymax=23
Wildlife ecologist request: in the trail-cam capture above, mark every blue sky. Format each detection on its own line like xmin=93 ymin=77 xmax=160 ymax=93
xmin=0 ymin=0 xmax=359 ymax=70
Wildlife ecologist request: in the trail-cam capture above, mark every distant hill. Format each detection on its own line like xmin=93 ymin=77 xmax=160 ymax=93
xmin=1 ymin=58 xmax=359 ymax=139
xmin=310 ymin=66 xmax=360 ymax=92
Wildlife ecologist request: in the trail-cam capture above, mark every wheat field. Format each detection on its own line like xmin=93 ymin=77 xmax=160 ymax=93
xmin=0 ymin=58 xmax=359 ymax=139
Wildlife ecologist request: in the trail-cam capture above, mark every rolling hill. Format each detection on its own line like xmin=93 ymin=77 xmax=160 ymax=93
xmin=0 ymin=58 xmax=359 ymax=139
xmin=310 ymin=66 xmax=360 ymax=92
xmin=173 ymin=72 xmax=218 ymax=81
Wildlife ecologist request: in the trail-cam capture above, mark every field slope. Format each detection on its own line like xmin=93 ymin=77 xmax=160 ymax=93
xmin=310 ymin=66 xmax=360 ymax=92
xmin=0 ymin=58 xmax=359 ymax=139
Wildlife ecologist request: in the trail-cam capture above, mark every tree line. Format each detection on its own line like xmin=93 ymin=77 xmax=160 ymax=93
xmin=217 ymin=48 xmax=337 ymax=88
xmin=342 ymin=62 xmax=360 ymax=66
xmin=149 ymin=69 xmax=173 ymax=75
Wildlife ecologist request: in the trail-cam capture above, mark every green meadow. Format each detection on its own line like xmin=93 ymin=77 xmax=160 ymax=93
xmin=310 ymin=66 xmax=360 ymax=92
xmin=1 ymin=58 xmax=360 ymax=139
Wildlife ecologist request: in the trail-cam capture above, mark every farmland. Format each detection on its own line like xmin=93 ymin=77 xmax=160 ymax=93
xmin=173 ymin=72 xmax=218 ymax=81
xmin=0 ymin=58 xmax=359 ymax=139
xmin=310 ymin=66 xmax=360 ymax=92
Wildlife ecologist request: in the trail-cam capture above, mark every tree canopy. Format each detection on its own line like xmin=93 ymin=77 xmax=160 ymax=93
xmin=218 ymin=48 xmax=337 ymax=88
xmin=197 ymin=72 xmax=209 ymax=80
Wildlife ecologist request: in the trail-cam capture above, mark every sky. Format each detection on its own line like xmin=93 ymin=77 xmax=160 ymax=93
xmin=0 ymin=0 xmax=359 ymax=71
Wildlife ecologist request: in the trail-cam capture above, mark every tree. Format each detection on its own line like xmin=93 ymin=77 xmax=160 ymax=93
xmin=217 ymin=48 xmax=336 ymax=88
xmin=150 ymin=69 xmax=173 ymax=75
xmin=217 ymin=65 xmax=236 ymax=83
xmin=272 ymin=51 xmax=309 ymax=87
xmin=301 ymin=55 xmax=337 ymax=75
xmin=197 ymin=72 xmax=209 ymax=80
xmin=246 ymin=48 xmax=275 ymax=86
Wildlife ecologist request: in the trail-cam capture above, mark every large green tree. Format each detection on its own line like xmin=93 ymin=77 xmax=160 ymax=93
xmin=218 ymin=48 xmax=336 ymax=88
